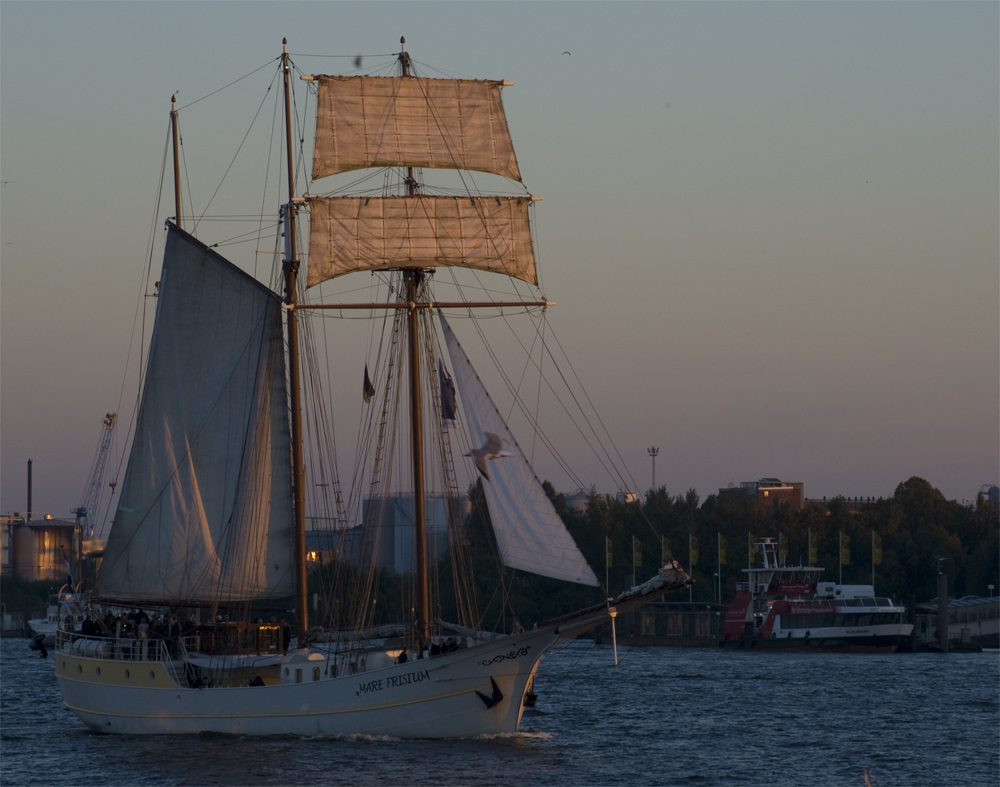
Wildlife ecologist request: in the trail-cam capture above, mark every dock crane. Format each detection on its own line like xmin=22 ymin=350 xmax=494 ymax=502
xmin=72 ymin=412 xmax=117 ymax=539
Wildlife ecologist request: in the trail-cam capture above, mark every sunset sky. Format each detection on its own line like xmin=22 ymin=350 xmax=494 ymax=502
xmin=2 ymin=2 xmax=997 ymax=529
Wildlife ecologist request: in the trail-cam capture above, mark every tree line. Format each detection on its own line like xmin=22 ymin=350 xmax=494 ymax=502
xmin=549 ymin=476 xmax=998 ymax=607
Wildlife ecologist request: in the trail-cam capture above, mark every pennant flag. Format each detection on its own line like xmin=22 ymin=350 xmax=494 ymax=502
xmin=62 ymin=549 xmax=74 ymax=592
xmin=718 ymin=533 xmax=727 ymax=565
xmin=840 ymin=532 xmax=851 ymax=566
xmin=662 ymin=535 xmax=672 ymax=565
xmin=809 ymin=529 xmax=818 ymax=565
xmin=872 ymin=531 xmax=882 ymax=566
xmin=690 ymin=534 xmax=699 ymax=566
xmin=779 ymin=532 xmax=787 ymax=566
xmin=633 ymin=536 xmax=642 ymax=567
xmin=606 ymin=536 xmax=613 ymax=568
xmin=438 ymin=358 xmax=457 ymax=428
xmin=748 ymin=532 xmax=756 ymax=566
xmin=362 ymin=364 xmax=376 ymax=404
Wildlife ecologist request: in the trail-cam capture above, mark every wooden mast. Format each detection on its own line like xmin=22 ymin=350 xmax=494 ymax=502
xmin=171 ymin=95 xmax=181 ymax=228
xmin=282 ymin=38 xmax=309 ymax=638
xmin=400 ymin=36 xmax=431 ymax=641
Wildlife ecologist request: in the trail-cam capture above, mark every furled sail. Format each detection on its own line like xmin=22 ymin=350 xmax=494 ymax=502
xmin=98 ymin=225 xmax=294 ymax=603
xmin=312 ymin=76 xmax=521 ymax=181
xmin=307 ymin=195 xmax=537 ymax=287
xmin=440 ymin=315 xmax=599 ymax=587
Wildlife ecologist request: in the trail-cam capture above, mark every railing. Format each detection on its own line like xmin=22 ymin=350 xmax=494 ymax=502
xmin=57 ymin=629 xmax=176 ymax=663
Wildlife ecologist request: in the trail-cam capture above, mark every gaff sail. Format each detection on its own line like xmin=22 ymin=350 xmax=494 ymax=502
xmin=307 ymin=195 xmax=537 ymax=287
xmin=441 ymin=314 xmax=600 ymax=587
xmin=311 ymin=76 xmax=521 ymax=181
xmin=98 ymin=226 xmax=294 ymax=604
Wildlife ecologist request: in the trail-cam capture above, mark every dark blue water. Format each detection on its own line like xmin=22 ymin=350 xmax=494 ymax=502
xmin=2 ymin=638 xmax=996 ymax=786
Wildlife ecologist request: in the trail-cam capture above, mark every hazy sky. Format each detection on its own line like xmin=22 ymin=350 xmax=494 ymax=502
xmin=2 ymin=1 xmax=997 ymax=526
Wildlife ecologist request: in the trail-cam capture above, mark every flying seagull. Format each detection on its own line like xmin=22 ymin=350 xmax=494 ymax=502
xmin=465 ymin=432 xmax=512 ymax=481
xmin=562 ymin=51 xmax=571 ymax=55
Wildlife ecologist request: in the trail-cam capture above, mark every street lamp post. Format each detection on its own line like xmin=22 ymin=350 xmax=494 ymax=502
xmin=647 ymin=447 xmax=659 ymax=491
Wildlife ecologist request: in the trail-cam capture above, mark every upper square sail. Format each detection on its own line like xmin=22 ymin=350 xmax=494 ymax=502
xmin=311 ymin=76 xmax=521 ymax=181
xmin=98 ymin=226 xmax=294 ymax=604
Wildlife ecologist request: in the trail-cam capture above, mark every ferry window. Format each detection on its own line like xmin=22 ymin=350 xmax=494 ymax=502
xmin=149 ymin=671 xmax=156 ymax=680
xmin=857 ymin=615 xmax=872 ymax=626
xmin=125 ymin=669 xmax=130 ymax=680
xmin=876 ymin=598 xmax=892 ymax=607
xmin=833 ymin=615 xmax=845 ymax=626
xmin=295 ymin=668 xmax=303 ymax=683
xmin=862 ymin=598 xmax=877 ymax=607
xmin=95 ymin=667 xmax=101 ymax=677
xmin=313 ymin=667 xmax=321 ymax=681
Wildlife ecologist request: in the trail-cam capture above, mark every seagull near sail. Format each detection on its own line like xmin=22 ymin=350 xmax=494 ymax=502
xmin=465 ymin=432 xmax=512 ymax=481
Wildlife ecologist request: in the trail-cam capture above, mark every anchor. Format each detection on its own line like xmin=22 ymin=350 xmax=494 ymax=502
xmin=476 ymin=677 xmax=504 ymax=709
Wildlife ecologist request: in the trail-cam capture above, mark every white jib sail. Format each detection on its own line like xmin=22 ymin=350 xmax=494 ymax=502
xmin=307 ymin=195 xmax=537 ymax=287
xmin=312 ymin=76 xmax=521 ymax=181
xmin=441 ymin=315 xmax=599 ymax=587
xmin=98 ymin=226 xmax=294 ymax=604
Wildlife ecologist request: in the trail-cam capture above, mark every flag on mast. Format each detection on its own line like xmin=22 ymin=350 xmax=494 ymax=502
xmin=633 ymin=536 xmax=642 ymax=568
xmin=872 ymin=531 xmax=882 ymax=565
xmin=438 ymin=359 xmax=458 ymax=428
xmin=62 ymin=549 xmax=74 ymax=592
xmin=840 ymin=532 xmax=851 ymax=566
xmin=606 ymin=536 xmax=613 ymax=568
xmin=809 ymin=529 xmax=818 ymax=565
xmin=689 ymin=534 xmax=699 ymax=566
xmin=718 ymin=533 xmax=727 ymax=565
xmin=362 ymin=365 xmax=376 ymax=404
xmin=661 ymin=535 xmax=671 ymax=565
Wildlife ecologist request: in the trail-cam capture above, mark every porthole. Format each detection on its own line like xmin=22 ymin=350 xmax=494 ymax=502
xmin=125 ymin=669 xmax=131 ymax=679
xmin=96 ymin=667 xmax=102 ymax=677
xmin=149 ymin=671 xmax=156 ymax=680
xmin=284 ymin=668 xmax=289 ymax=677
xmin=77 ymin=664 xmax=83 ymax=674
xmin=61 ymin=661 xmax=67 ymax=670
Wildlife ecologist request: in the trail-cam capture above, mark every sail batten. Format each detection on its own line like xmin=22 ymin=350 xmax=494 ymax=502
xmin=98 ymin=226 xmax=294 ymax=604
xmin=308 ymin=195 xmax=537 ymax=286
xmin=312 ymin=76 xmax=520 ymax=180
xmin=441 ymin=315 xmax=600 ymax=587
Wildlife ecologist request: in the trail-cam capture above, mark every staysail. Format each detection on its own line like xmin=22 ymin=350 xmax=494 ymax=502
xmin=98 ymin=225 xmax=294 ymax=603
xmin=312 ymin=76 xmax=521 ymax=181
xmin=307 ymin=195 xmax=536 ymax=287
xmin=441 ymin=315 xmax=599 ymax=587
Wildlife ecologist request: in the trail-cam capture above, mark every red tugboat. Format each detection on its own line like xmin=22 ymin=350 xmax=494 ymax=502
xmin=722 ymin=538 xmax=913 ymax=653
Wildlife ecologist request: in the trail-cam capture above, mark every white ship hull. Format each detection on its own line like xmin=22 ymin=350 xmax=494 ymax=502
xmin=56 ymin=627 xmax=558 ymax=738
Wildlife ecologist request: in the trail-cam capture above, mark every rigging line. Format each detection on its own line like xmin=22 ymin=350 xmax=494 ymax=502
xmin=289 ymin=52 xmax=397 ymax=59
xmin=531 ymin=315 xmax=546 ymax=466
xmin=176 ymin=58 xmax=280 ymax=111
xmin=544 ymin=321 xmax=639 ymax=495
xmin=253 ymin=61 xmax=283 ymax=280
xmin=193 ymin=62 xmax=283 ymax=234
xmin=107 ymin=120 xmax=174 ymax=541
xmin=176 ymin=115 xmax=195 ymax=234
xmin=441 ymin=269 xmax=583 ymax=488
xmin=460 ymin=304 xmax=587 ymax=489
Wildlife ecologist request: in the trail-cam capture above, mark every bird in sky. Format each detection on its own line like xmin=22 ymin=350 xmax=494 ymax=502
xmin=562 ymin=51 xmax=571 ymax=55
xmin=465 ymin=432 xmax=512 ymax=481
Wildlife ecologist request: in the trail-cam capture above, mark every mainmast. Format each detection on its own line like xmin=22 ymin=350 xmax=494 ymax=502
xmin=282 ymin=38 xmax=309 ymax=638
xmin=400 ymin=37 xmax=431 ymax=641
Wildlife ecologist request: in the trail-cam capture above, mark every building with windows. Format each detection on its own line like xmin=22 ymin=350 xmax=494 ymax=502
xmin=718 ymin=478 xmax=804 ymax=511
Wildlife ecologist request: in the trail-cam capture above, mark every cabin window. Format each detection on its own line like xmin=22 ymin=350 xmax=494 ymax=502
xmin=313 ymin=667 xmax=321 ymax=681
xmin=125 ymin=669 xmax=130 ymax=680
xmin=295 ymin=668 xmax=303 ymax=683
xmin=95 ymin=667 xmax=101 ymax=677
xmin=149 ymin=671 xmax=156 ymax=680
xmin=857 ymin=615 xmax=872 ymax=626
xmin=77 ymin=664 xmax=83 ymax=674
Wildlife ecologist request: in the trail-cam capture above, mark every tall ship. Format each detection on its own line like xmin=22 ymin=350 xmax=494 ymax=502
xmin=53 ymin=39 xmax=689 ymax=737
xmin=722 ymin=538 xmax=912 ymax=653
